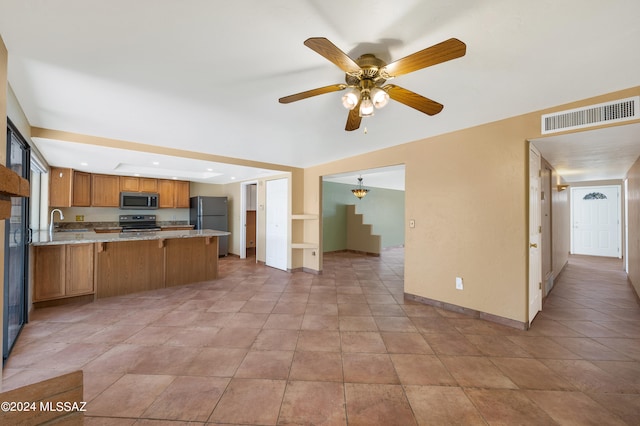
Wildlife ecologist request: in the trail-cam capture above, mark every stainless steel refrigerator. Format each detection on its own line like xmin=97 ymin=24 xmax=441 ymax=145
xmin=190 ymin=196 xmax=228 ymax=256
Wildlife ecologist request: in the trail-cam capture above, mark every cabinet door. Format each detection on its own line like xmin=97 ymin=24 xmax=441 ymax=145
xmin=158 ymin=179 xmax=175 ymax=208
xmin=72 ymin=171 xmax=91 ymax=206
xmin=174 ymin=181 xmax=190 ymax=208
xmin=49 ymin=167 xmax=73 ymax=207
xmin=34 ymin=245 xmax=66 ymax=301
xmin=140 ymin=178 xmax=158 ymax=192
xmin=91 ymin=174 xmax=120 ymax=207
xmin=120 ymin=176 xmax=139 ymax=192
xmin=65 ymin=244 xmax=95 ymax=296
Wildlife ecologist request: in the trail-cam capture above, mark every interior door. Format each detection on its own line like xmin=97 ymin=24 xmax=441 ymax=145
xmin=528 ymin=144 xmax=542 ymax=324
xmin=265 ymin=178 xmax=288 ymax=271
xmin=571 ymin=185 xmax=620 ymax=257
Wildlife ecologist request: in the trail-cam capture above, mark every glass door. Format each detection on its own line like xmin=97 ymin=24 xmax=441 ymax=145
xmin=3 ymin=122 xmax=30 ymax=362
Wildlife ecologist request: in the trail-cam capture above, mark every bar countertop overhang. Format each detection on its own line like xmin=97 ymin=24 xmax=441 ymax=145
xmin=31 ymin=229 xmax=231 ymax=246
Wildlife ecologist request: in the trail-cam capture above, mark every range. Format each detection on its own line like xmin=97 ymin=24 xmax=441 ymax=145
xmin=119 ymin=215 xmax=161 ymax=232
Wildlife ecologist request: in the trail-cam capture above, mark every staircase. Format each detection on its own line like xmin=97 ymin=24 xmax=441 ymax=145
xmin=346 ymin=204 xmax=381 ymax=255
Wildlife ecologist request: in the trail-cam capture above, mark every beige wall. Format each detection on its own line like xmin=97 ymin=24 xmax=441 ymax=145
xmin=303 ymin=87 xmax=640 ymax=323
xmin=627 ymin=156 xmax=640 ymax=295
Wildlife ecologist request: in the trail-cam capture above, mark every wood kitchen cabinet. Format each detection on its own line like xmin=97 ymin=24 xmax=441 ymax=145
xmin=158 ymin=179 xmax=175 ymax=208
xmin=91 ymin=174 xmax=120 ymax=207
xmin=119 ymin=176 xmax=159 ymax=193
xmin=50 ymin=168 xmax=91 ymax=207
xmin=49 ymin=167 xmax=73 ymax=207
xmin=140 ymin=177 xmax=158 ymax=192
xmin=158 ymin=179 xmax=189 ymax=208
xmin=72 ymin=171 xmax=91 ymax=206
xmin=51 ymin=168 xmax=186 ymax=208
xmin=174 ymin=180 xmax=190 ymax=207
xmin=34 ymin=243 xmax=94 ymax=302
xmin=119 ymin=176 xmax=140 ymax=192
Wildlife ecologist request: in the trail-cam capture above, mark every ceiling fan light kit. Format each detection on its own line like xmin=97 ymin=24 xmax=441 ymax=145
xmin=279 ymin=37 xmax=466 ymax=131
xmin=341 ymin=88 xmax=361 ymax=110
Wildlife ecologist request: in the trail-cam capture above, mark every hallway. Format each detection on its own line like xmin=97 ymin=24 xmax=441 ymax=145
xmin=1 ymin=250 xmax=639 ymax=424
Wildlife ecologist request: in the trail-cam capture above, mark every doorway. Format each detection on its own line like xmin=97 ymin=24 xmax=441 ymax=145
xmin=571 ymin=185 xmax=621 ymax=257
xmin=240 ymin=181 xmax=258 ymax=260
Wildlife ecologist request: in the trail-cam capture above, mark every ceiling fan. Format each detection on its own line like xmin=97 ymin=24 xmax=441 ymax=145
xmin=279 ymin=37 xmax=466 ymax=131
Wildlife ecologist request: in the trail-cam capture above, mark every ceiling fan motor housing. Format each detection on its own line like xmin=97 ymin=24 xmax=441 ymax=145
xmin=345 ymin=54 xmax=388 ymax=89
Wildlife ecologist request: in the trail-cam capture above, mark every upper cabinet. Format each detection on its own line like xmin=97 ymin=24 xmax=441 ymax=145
xmin=175 ymin=180 xmax=190 ymax=208
xmin=72 ymin=171 xmax=91 ymax=207
xmin=158 ymin=179 xmax=190 ymax=208
xmin=120 ymin=176 xmax=159 ymax=193
xmin=49 ymin=167 xmax=73 ymax=207
xmin=50 ymin=168 xmax=91 ymax=207
xmin=119 ymin=176 xmax=140 ymax=192
xmin=158 ymin=179 xmax=175 ymax=208
xmin=140 ymin=178 xmax=159 ymax=193
xmin=91 ymin=174 xmax=120 ymax=207
xmin=49 ymin=169 xmax=189 ymax=208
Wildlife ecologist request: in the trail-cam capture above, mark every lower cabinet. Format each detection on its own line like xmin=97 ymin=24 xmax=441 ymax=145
xmin=34 ymin=244 xmax=94 ymax=302
xmin=33 ymin=236 xmax=219 ymax=303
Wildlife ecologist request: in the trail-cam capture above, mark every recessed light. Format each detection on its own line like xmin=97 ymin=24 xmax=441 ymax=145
xmin=134 ymin=173 xmax=140 ymax=177
xmin=152 ymin=161 xmax=160 ymax=165
xmin=80 ymin=162 xmax=88 ymax=166
xmin=172 ymin=176 xmax=178 ymax=180
xmin=231 ymin=177 xmax=236 ymax=180
xmin=207 ymin=168 xmax=213 ymax=172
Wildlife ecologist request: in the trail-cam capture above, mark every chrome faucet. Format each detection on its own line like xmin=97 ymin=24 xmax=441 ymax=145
xmin=49 ymin=209 xmax=64 ymax=234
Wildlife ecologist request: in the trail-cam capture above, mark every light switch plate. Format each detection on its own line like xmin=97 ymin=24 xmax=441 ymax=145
xmin=456 ymin=277 xmax=464 ymax=290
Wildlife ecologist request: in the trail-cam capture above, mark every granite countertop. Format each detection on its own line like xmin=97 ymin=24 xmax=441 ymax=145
xmin=31 ymin=229 xmax=230 ymax=246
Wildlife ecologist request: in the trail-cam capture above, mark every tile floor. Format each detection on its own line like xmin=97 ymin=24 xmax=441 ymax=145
xmin=2 ymin=249 xmax=640 ymax=425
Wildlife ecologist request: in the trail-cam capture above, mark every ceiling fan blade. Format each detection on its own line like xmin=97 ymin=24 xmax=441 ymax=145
xmin=381 ymin=38 xmax=466 ymax=78
xmin=345 ymin=105 xmax=362 ymax=131
xmin=385 ymin=85 xmax=444 ymax=116
xmin=304 ymin=37 xmax=361 ymax=74
xmin=279 ymin=84 xmax=345 ymax=104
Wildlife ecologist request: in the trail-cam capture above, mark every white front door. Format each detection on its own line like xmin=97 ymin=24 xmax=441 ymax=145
xmin=265 ymin=178 xmax=288 ymax=271
xmin=571 ymin=185 xmax=621 ymax=257
xmin=529 ymin=145 xmax=542 ymax=324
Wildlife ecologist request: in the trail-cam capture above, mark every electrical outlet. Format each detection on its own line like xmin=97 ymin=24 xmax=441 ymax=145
xmin=75 ymin=215 xmax=84 ymax=222
xmin=312 ymin=251 xmax=316 ymax=256
xmin=456 ymin=277 xmax=464 ymax=290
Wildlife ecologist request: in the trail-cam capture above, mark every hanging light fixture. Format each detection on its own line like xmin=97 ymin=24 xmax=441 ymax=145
xmin=351 ymin=176 xmax=369 ymax=199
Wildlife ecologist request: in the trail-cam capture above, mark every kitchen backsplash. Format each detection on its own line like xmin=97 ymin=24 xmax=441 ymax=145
xmin=52 ymin=207 xmax=189 ymax=223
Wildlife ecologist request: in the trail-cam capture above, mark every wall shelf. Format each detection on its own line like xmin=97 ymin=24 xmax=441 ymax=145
xmin=291 ymin=242 xmax=318 ymax=249
xmin=291 ymin=214 xmax=318 ymax=220
xmin=291 ymin=214 xmax=318 ymax=250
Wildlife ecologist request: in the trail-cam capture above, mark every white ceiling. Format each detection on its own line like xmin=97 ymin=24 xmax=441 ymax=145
xmin=1 ymin=0 xmax=639 ymax=185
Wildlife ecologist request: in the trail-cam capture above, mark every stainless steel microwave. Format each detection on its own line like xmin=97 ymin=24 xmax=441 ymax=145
xmin=120 ymin=192 xmax=159 ymax=210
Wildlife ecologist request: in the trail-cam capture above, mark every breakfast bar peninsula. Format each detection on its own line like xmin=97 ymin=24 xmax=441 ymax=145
xmin=31 ymin=229 xmax=230 ymax=304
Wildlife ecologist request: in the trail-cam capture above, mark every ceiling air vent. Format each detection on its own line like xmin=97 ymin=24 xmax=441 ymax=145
xmin=541 ymin=96 xmax=639 ymax=134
